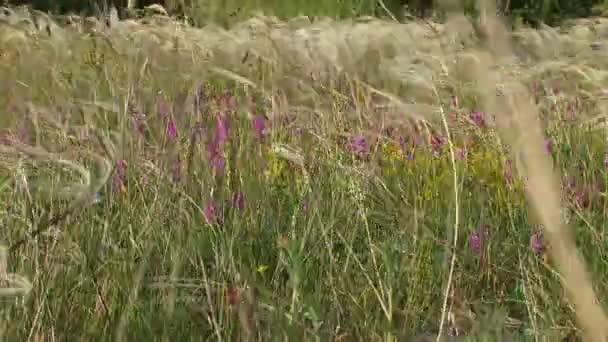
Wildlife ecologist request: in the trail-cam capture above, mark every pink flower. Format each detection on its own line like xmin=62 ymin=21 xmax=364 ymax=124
xmin=468 ymin=225 xmax=489 ymax=256
xmin=156 ymin=96 xmax=171 ymax=117
xmin=214 ymin=113 xmax=230 ymax=145
xmin=252 ymin=115 xmax=267 ymax=140
xmin=203 ymin=201 xmax=218 ymax=224
xmin=530 ymin=231 xmax=545 ymax=254
xmin=167 ymin=118 xmax=178 ymax=139
xmin=470 ymin=111 xmax=487 ymax=128
xmin=455 ymin=147 xmax=466 ymax=161
xmin=231 ymin=191 xmax=245 ymax=210
xmin=544 ymin=137 xmax=554 ymax=154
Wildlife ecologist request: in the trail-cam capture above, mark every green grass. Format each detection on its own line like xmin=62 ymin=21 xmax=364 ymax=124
xmin=1 ymin=5 xmax=608 ymax=341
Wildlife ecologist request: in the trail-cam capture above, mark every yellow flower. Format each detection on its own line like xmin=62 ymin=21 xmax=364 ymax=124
xmin=382 ymin=141 xmax=404 ymax=162
xmin=264 ymin=152 xmax=288 ymax=181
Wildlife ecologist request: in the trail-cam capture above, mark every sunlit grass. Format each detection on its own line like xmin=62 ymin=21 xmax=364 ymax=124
xmin=1 ymin=4 xmax=608 ymax=340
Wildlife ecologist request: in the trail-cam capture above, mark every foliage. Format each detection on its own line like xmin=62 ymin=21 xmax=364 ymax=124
xmin=3 ymin=0 xmax=607 ymax=26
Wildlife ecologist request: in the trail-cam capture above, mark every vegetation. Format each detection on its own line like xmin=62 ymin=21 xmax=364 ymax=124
xmin=1 ymin=1 xmax=608 ymax=341
xmin=5 ymin=0 xmax=608 ymax=26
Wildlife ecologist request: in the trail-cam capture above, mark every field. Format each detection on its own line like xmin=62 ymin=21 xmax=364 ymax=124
xmin=2 ymin=3 xmax=608 ymax=341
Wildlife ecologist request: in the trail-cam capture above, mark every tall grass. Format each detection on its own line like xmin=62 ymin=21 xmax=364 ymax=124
xmin=1 ymin=2 xmax=608 ymax=340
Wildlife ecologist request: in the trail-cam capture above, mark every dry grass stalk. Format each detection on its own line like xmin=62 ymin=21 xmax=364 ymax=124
xmin=450 ymin=0 xmax=608 ymax=340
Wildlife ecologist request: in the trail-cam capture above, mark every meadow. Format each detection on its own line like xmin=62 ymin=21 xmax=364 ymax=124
xmin=2 ymin=3 xmax=608 ymax=341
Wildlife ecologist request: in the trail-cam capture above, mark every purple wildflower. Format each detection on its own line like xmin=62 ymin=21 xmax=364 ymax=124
xmin=349 ymin=135 xmax=369 ymax=156
xmin=112 ymin=159 xmax=128 ymax=193
xmin=206 ymin=137 xmax=226 ymax=174
xmin=455 ymin=147 xmax=466 ymax=161
xmin=0 ymin=131 xmax=15 ymax=145
xmin=214 ymin=113 xmax=230 ymax=145
xmin=231 ymin=191 xmax=245 ymax=210
xmin=413 ymin=134 xmax=425 ymax=147
xmin=530 ymin=231 xmax=545 ymax=254
xmin=252 ymin=115 xmax=267 ymax=140
xmin=430 ymin=135 xmax=446 ymax=155
xmin=470 ymin=111 xmax=486 ymax=128
xmin=221 ymin=93 xmax=236 ymax=111
xmin=156 ymin=95 xmax=171 ymax=117
xmin=191 ymin=122 xmax=205 ymax=142
xmin=544 ymin=137 xmax=554 ymax=154
xmin=294 ymin=127 xmax=304 ymax=137
xmin=301 ymin=200 xmax=309 ymax=212
xmin=468 ymin=225 xmax=489 ymax=256
xmin=575 ymin=189 xmax=590 ymax=209
xmin=210 ymin=154 xmax=226 ymax=174
xmin=203 ymin=201 xmax=218 ymax=224
xmin=167 ymin=118 xmax=178 ymax=139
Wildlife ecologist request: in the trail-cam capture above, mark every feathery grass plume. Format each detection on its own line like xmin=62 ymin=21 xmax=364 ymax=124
xmin=444 ymin=0 xmax=608 ymax=340
xmin=0 ymin=245 xmax=31 ymax=297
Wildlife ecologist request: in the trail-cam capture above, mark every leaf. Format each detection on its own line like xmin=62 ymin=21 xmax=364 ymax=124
xmin=256 ymin=264 xmax=269 ymax=273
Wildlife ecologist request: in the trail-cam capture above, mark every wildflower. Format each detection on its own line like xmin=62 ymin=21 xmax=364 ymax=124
xmin=383 ymin=141 xmax=404 ymax=162
xmin=225 ymin=287 xmax=239 ymax=305
xmin=470 ymin=111 xmax=486 ymax=128
xmin=468 ymin=225 xmax=489 ymax=256
xmin=348 ymin=135 xmax=369 ymax=156
xmin=294 ymin=127 xmax=304 ymax=137
xmin=301 ymin=200 xmax=309 ymax=212
xmin=544 ymin=137 xmax=554 ymax=154
xmin=575 ymin=188 xmax=590 ymax=209
xmin=455 ymin=147 xmax=466 ymax=161
xmin=256 ymin=264 xmax=269 ymax=273
xmin=203 ymin=201 xmax=218 ymax=224
xmin=167 ymin=118 xmax=178 ymax=139
xmin=252 ymin=115 xmax=267 ymax=140
xmin=112 ymin=159 xmax=128 ymax=193
xmin=0 ymin=131 xmax=15 ymax=145
xmin=156 ymin=95 xmax=171 ymax=117
xmin=231 ymin=191 xmax=245 ymax=210
xmin=221 ymin=93 xmax=236 ymax=111
xmin=604 ymin=151 xmax=608 ymax=169
xmin=210 ymin=154 xmax=226 ymax=174
xmin=430 ymin=135 xmax=446 ymax=155
xmin=264 ymin=153 xmax=285 ymax=180
xmin=191 ymin=122 xmax=205 ymax=142
xmin=206 ymin=133 xmax=226 ymax=175
xmin=214 ymin=113 xmax=230 ymax=145
xmin=530 ymin=231 xmax=545 ymax=254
